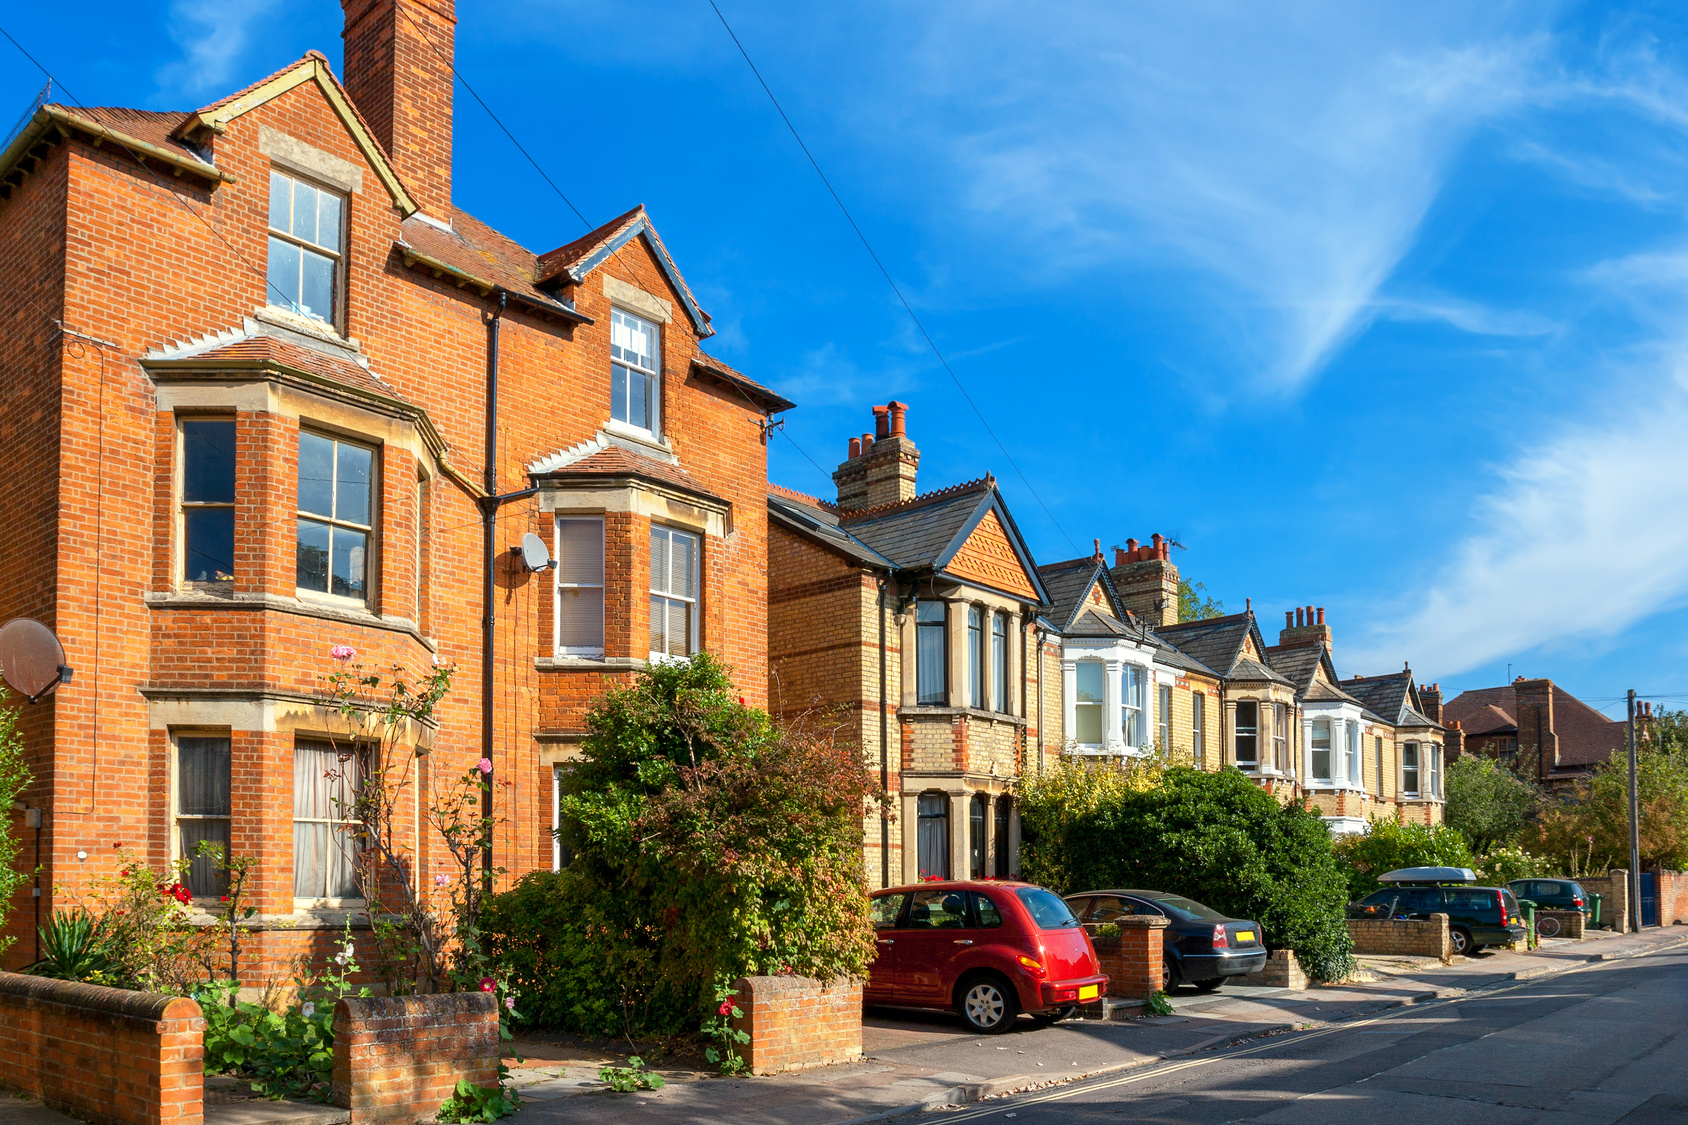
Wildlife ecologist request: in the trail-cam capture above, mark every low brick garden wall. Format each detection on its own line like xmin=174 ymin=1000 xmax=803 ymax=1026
xmin=0 ymin=972 xmax=204 ymax=1125
xmin=1244 ymin=949 xmax=1307 ymax=990
xmin=1536 ymin=909 xmax=1586 ymax=940
xmin=332 ymin=993 xmax=500 ymax=1123
xmin=730 ymin=975 xmax=861 ymax=1076
xmin=1347 ymin=913 xmax=1450 ymax=959
xmin=1092 ymin=915 xmax=1169 ymax=999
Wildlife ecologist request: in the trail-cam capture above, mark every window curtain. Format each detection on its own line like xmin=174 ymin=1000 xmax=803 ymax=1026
xmin=969 ymin=794 xmax=987 ymax=878
xmin=967 ymin=607 xmax=983 ymax=709
xmin=177 ymin=735 xmax=230 ymax=898
xmin=916 ymin=602 xmax=946 ymax=704
xmin=293 ymin=741 xmax=362 ymax=899
xmin=992 ymin=614 xmax=1008 ymax=712
xmin=917 ymin=793 xmax=949 ymax=879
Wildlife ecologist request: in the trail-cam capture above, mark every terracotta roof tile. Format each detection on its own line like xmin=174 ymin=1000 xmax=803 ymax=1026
xmin=1444 ymin=684 xmax=1622 ymax=769
xmin=690 ymin=352 xmax=795 ymax=413
xmin=54 ymin=106 xmax=199 ymax=154
xmin=147 ymin=334 xmax=411 ymax=404
xmin=535 ymin=205 xmax=645 ymax=282
xmin=537 ymin=446 xmax=721 ymax=502
xmin=186 ymin=51 xmax=333 ymax=121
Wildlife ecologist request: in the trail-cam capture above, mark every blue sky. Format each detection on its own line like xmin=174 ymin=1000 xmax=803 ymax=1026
xmin=7 ymin=0 xmax=1688 ymax=716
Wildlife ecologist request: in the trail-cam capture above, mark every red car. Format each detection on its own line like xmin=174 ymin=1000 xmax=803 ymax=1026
xmin=865 ymin=880 xmax=1108 ymax=1033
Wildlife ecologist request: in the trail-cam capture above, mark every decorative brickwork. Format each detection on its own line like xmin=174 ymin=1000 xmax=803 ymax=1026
xmin=0 ymin=973 xmax=204 ymax=1125
xmin=729 ymin=976 xmax=862 ymax=1075
xmin=1092 ymin=915 xmax=1168 ymax=1000
xmin=1347 ymin=913 xmax=1450 ymax=958
xmin=332 ymin=992 xmax=499 ymax=1123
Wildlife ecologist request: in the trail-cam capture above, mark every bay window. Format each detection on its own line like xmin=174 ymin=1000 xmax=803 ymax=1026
xmin=967 ymin=606 xmax=984 ymax=709
xmin=1403 ymin=741 xmax=1421 ymax=797
xmin=1348 ymin=722 xmax=1362 ymax=789
xmin=297 ymin=431 xmax=374 ymax=602
xmin=1429 ymin=743 xmax=1442 ymax=798
xmin=1234 ymin=700 xmax=1258 ymax=767
xmin=1121 ymin=665 xmax=1145 ymax=748
xmin=917 ymin=792 xmax=949 ymax=879
xmin=1192 ymin=693 xmax=1205 ymax=759
xmin=1272 ymin=703 xmax=1288 ymax=770
xmin=992 ymin=613 xmax=1009 ymax=713
xmin=994 ymin=797 xmax=1012 ymax=878
xmin=969 ymin=793 xmax=988 ymax=878
xmin=293 ymin=739 xmax=362 ymax=901
xmin=649 ymin=525 xmax=698 ymax=660
xmin=1074 ymin=661 xmax=1104 ymax=746
xmin=181 ymin=419 xmax=236 ymax=587
xmin=1158 ymin=684 xmax=1172 ymax=751
xmin=916 ymin=601 xmax=947 ymax=704
xmin=175 ymin=733 xmax=230 ymax=898
xmin=555 ymin=517 xmax=605 ymax=655
xmin=1311 ymin=719 xmax=1332 ymax=782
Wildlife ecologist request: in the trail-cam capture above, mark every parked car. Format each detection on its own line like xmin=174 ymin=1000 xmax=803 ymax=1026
xmin=865 ymin=881 xmax=1107 ymax=1033
xmin=1062 ymin=889 xmax=1266 ymax=992
xmin=1506 ymin=878 xmax=1588 ymax=917
xmin=1347 ymin=868 xmax=1526 ymax=955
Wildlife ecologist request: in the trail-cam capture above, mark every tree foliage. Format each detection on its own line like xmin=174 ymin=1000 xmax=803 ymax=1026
xmin=1178 ymin=579 xmax=1224 ymax=622
xmin=1019 ymin=764 xmax=1355 ymax=982
xmin=1640 ymin=706 xmax=1688 ymax=756
xmin=1445 ymin=756 xmax=1537 ymax=853
xmin=1521 ymin=748 xmax=1688 ymax=873
xmin=483 ymin=655 xmax=879 ymax=1036
xmin=0 ymin=690 xmax=29 ymax=955
xmin=1331 ymin=819 xmax=1475 ymax=899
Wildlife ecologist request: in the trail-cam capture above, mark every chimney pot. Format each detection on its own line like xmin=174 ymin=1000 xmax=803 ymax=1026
xmin=848 ymin=437 xmax=861 ymax=459
xmin=1295 ymin=607 xmax=1304 ymax=627
xmin=1285 ymin=610 xmax=1294 ymax=628
xmin=1152 ymin=533 xmax=1164 ymax=549
xmin=1114 ymin=547 xmax=1127 ymax=568
xmin=1316 ymin=607 xmax=1325 ymax=626
xmin=861 ymin=433 xmax=873 ymax=451
xmin=888 ymin=400 xmax=909 ymax=436
xmin=872 ymin=405 xmax=891 ymax=439
xmin=1092 ymin=538 xmax=1102 ymax=560
xmin=1126 ymin=538 xmax=1139 ymax=554
xmin=1246 ymin=597 xmax=1252 ymax=612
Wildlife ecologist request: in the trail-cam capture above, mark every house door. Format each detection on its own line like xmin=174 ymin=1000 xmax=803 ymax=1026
xmin=1640 ymin=872 xmax=1658 ymax=927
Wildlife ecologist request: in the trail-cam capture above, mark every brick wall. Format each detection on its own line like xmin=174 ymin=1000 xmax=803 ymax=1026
xmin=1347 ymin=913 xmax=1449 ymax=958
xmin=729 ymin=975 xmax=862 ymax=1076
xmin=0 ymin=972 xmax=204 ymax=1125
xmin=1244 ymin=949 xmax=1307 ymax=990
xmin=1536 ymin=909 xmax=1585 ymax=940
xmin=332 ymin=992 xmax=499 ymax=1123
xmin=1656 ymin=870 xmax=1688 ymax=926
xmin=1092 ymin=915 xmax=1168 ymax=999
xmin=1581 ymin=870 xmax=1630 ymax=932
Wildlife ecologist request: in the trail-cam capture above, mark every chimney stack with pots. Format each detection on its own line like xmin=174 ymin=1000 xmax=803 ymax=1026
xmin=833 ymin=400 xmax=919 ymax=510
xmin=1277 ymin=602 xmax=1334 ymax=655
xmin=1419 ymin=682 xmax=1442 ymax=724
xmin=1108 ymin=533 xmax=1179 ymax=627
xmin=1513 ymin=677 xmax=1560 ymax=781
xmin=341 ymin=0 xmax=457 ymax=219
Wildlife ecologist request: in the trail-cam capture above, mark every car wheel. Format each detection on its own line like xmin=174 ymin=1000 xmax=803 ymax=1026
xmin=1537 ymin=915 xmax=1561 ymax=938
xmin=1192 ymin=977 xmax=1225 ymax=993
xmin=957 ymin=974 xmax=1019 ymax=1034
xmin=1450 ymin=926 xmax=1474 ymax=955
xmin=1162 ymin=955 xmax=1182 ymax=992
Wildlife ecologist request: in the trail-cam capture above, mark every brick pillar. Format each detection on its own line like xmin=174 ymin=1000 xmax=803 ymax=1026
xmin=1093 ymin=915 xmax=1170 ymax=1000
xmin=332 ymin=993 xmax=498 ymax=1123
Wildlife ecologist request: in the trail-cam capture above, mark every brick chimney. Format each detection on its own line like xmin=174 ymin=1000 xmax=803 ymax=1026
xmin=1419 ymin=681 xmax=1442 ymax=724
xmin=1277 ymin=604 xmax=1333 ymax=655
xmin=1109 ymin=534 xmax=1179 ymax=627
xmin=833 ymin=401 xmax=919 ymax=511
xmin=1513 ymin=677 xmax=1560 ymax=781
xmin=341 ymin=0 xmax=455 ymax=218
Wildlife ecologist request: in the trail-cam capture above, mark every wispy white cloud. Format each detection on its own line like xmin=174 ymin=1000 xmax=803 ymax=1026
xmin=1372 ymin=294 xmax=1558 ymax=337
xmin=155 ymin=0 xmax=279 ymax=101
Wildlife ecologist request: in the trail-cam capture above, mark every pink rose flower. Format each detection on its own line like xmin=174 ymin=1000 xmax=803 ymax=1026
xmin=478 ymin=758 xmax=493 ymax=775
xmin=331 ymin=645 xmax=357 ymax=661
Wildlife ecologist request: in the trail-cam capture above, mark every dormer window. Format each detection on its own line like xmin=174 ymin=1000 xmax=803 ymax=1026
xmin=610 ymin=308 xmax=661 ymax=434
xmin=267 ymin=170 xmax=344 ymax=327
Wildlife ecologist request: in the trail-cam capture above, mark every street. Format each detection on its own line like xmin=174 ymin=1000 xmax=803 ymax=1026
xmin=924 ymin=947 xmax=1688 ymax=1124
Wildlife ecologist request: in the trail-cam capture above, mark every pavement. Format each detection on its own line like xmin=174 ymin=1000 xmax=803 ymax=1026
xmin=0 ymin=923 xmax=1682 ymax=1125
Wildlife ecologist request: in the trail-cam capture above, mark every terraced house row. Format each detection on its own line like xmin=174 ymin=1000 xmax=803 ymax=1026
xmin=0 ymin=0 xmax=1448 ymax=963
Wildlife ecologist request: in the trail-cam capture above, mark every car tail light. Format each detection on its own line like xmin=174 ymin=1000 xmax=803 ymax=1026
xmin=1573 ymin=897 xmax=1584 ymax=908
xmin=1018 ymin=955 xmax=1045 ymax=976
xmin=1496 ymin=891 xmax=1507 ymax=917
xmin=1212 ymin=925 xmax=1227 ymax=949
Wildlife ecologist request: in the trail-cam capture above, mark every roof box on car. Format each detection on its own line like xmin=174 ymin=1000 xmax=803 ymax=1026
xmin=1379 ymin=867 xmax=1477 ymax=885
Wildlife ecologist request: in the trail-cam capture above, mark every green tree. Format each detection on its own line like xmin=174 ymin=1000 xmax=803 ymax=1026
xmin=1444 ymin=756 xmax=1537 ymax=853
xmin=1331 ymin=819 xmax=1475 ymax=899
xmin=1522 ymin=747 xmax=1688 ymax=872
xmin=1641 ymin=706 xmax=1688 ymax=756
xmin=491 ymin=654 xmax=879 ymax=1036
xmin=1020 ymin=765 xmax=1355 ymax=982
xmin=0 ymin=689 xmax=33 ymax=956
xmin=1178 ymin=579 xmax=1224 ymax=622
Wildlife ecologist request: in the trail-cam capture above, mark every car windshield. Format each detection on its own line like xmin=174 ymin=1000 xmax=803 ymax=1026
xmin=1016 ymin=887 xmax=1080 ymax=929
xmin=1145 ymin=894 xmax=1229 ymax=921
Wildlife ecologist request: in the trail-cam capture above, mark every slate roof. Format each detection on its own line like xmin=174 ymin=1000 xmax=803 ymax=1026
xmin=1341 ymin=672 xmax=1441 ymax=729
xmin=1265 ymin=643 xmax=1325 ymax=694
xmin=536 ymin=446 xmax=721 ymax=502
xmin=1066 ymin=608 xmax=1133 ymax=638
xmin=1443 ymin=684 xmax=1623 ymax=768
xmin=1304 ymin=678 xmax=1366 ymax=706
xmin=766 ymin=490 xmax=895 ymax=569
xmin=1151 ymin=613 xmax=1260 ymax=679
xmin=1036 ymin=556 xmax=1111 ymax=633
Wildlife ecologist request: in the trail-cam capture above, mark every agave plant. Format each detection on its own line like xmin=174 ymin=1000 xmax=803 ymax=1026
xmin=27 ymin=910 xmax=113 ymax=982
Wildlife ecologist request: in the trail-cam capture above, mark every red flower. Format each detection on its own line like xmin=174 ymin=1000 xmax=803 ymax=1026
xmin=220 ymin=895 xmax=229 ymax=903
xmin=479 ymin=977 xmax=496 ymax=992
xmin=718 ymin=999 xmax=735 ymax=1016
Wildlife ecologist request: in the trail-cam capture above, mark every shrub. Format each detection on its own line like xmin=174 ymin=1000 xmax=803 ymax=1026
xmin=1520 ymin=748 xmax=1688 ymax=873
xmin=1474 ymin=846 xmax=1550 ymax=887
xmin=1020 ymin=765 xmax=1355 ymax=983
xmin=0 ymin=690 xmax=31 ymax=953
xmin=1445 ymin=756 xmax=1537 ymax=854
xmin=1332 ymin=819 xmax=1476 ymax=899
xmin=25 ymin=911 xmax=112 ymax=981
xmin=484 ymin=655 xmax=878 ymax=1036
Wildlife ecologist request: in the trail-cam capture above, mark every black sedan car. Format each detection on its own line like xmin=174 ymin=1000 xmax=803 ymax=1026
xmin=1064 ymin=889 xmax=1266 ymax=991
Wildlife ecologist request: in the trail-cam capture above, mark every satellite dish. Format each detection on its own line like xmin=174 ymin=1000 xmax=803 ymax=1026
xmin=0 ymin=618 xmax=72 ymax=703
xmin=517 ymin=532 xmax=555 ymax=573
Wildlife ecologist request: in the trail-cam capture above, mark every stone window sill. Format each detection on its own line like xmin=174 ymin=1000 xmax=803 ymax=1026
xmin=903 ymin=706 xmax=1027 ymax=727
xmin=145 ymin=590 xmax=433 ymax=649
xmin=534 ymin=655 xmax=649 ymax=672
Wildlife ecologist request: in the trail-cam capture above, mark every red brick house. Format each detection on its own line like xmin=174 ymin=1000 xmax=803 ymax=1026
xmin=0 ymin=0 xmax=788 ymax=972
xmin=1443 ymin=678 xmax=1624 ymax=790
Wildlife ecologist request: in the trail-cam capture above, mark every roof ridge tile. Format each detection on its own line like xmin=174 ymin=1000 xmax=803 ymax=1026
xmin=838 ymin=474 xmax=995 ymax=522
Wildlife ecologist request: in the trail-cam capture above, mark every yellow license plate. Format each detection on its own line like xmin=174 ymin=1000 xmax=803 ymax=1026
xmin=1235 ymin=931 xmax=1254 ymax=944
xmin=1078 ymin=985 xmax=1099 ymax=1001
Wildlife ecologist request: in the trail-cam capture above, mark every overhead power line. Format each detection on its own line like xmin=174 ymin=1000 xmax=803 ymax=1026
xmin=703 ymin=0 xmax=1079 ymax=553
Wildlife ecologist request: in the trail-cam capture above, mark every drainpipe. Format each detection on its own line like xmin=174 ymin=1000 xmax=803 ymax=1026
xmin=480 ymin=291 xmax=506 ymax=889
xmin=878 ymin=576 xmax=889 ymax=889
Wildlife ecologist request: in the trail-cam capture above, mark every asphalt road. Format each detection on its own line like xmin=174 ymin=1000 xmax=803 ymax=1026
xmin=923 ymin=946 xmax=1688 ymax=1124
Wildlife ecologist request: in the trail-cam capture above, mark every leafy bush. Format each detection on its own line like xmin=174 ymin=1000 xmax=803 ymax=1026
xmin=1331 ymin=819 xmax=1475 ymax=899
xmin=596 ymin=1059 xmax=664 ymax=1093
xmin=483 ymin=655 xmax=878 ymax=1037
xmin=1445 ymin=757 xmax=1537 ymax=853
xmin=1020 ymin=765 xmax=1355 ymax=983
xmin=26 ymin=911 xmax=113 ymax=981
xmin=1521 ymin=748 xmax=1688 ymax=873
xmin=1474 ymin=846 xmax=1550 ymax=887
xmin=0 ymin=690 xmax=32 ymax=954
xmin=438 ymin=1077 xmax=521 ymax=1122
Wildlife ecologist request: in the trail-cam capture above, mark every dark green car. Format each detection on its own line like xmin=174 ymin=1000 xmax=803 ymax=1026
xmin=1349 ymin=884 xmax=1527 ymax=955
xmin=1507 ymin=879 xmax=1588 ymax=916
